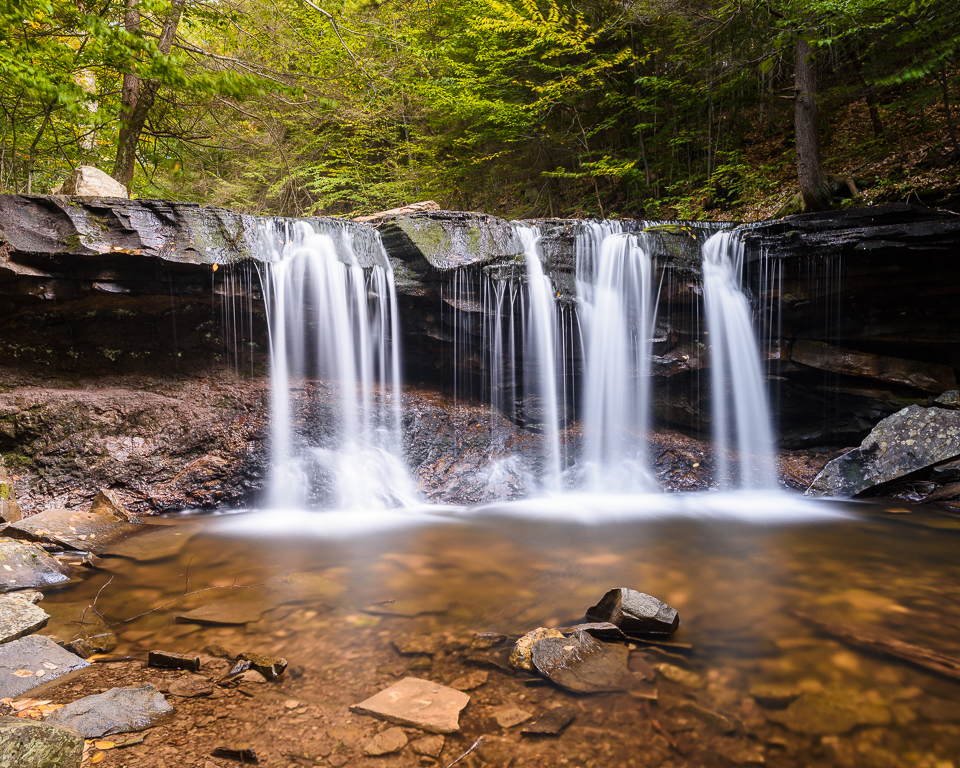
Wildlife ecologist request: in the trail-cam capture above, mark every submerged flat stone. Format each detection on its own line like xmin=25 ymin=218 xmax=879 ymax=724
xmin=765 ymin=691 xmax=890 ymax=735
xmin=0 ymin=635 xmax=89 ymax=699
xmin=175 ymin=593 xmax=270 ymax=625
xmin=5 ymin=509 xmax=140 ymax=552
xmin=100 ymin=523 xmax=201 ymax=562
xmin=45 ymin=684 xmax=174 ymax=737
xmin=350 ymin=677 xmax=469 ymax=734
xmin=0 ymin=540 xmax=70 ymax=593
xmin=586 ymin=588 xmax=680 ymax=635
xmin=531 ymin=632 xmax=631 ymax=693
xmin=0 ymin=715 xmax=83 ymax=768
xmin=0 ymin=596 xmax=49 ymax=644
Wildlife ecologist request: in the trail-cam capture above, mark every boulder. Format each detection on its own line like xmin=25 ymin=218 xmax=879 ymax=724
xmin=377 ymin=211 xmax=523 ymax=275
xmin=531 ymin=631 xmax=631 ymax=693
xmin=0 ymin=716 xmax=83 ymax=768
xmin=790 ymin=340 xmax=957 ymax=394
xmin=509 ymin=627 xmax=564 ymax=672
xmin=0 ymin=540 xmax=70 ymax=593
xmin=59 ymin=166 xmax=128 ymax=198
xmin=806 ymin=405 xmax=960 ymax=497
xmin=44 ymin=684 xmax=174 ymax=737
xmin=0 ymin=635 xmax=89 ymax=698
xmin=0 ymin=596 xmax=49 ymax=644
xmin=89 ymin=489 xmax=138 ymax=522
xmin=585 ymin=588 xmax=680 ymax=635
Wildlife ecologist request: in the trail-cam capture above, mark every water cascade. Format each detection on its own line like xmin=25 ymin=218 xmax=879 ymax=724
xmin=575 ymin=223 xmax=660 ymax=492
xmin=701 ymin=231 xmax=777 ymax=488
xmin=259 ymin=220 xmax=417 ymax=510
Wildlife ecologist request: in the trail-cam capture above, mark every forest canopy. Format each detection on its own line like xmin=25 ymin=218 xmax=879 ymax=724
xmin=1 ymin=0 xmax=958 ymax=219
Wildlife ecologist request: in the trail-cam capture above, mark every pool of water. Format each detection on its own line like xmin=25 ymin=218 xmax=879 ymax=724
xmin=37 ymin=493 xmax=960 ymax=767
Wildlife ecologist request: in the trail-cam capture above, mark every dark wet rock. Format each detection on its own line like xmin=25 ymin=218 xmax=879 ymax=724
xmin=4 ymin=508 xmax=139 ymax=551
xmin=790 ymin=340 xmax=957 ymax=394
xmin=586 ymin=587 xmax=680 ymax=635
xmin=0 ymin=634 xmax=89 ymax=698
xmin=411 ymin=734 xmax=444 ymax=757
xmin=0 ymin=540 xmax=69 ymax=593
xmin=921 ymin=481 xmax=960 ymax=503
xmin=807 ymin=406 xmax=960 ymax=497
xmin=531 ymin=631 xmax=632 ymax=693
xmin=449 ymin=670 xmax=488 ymax=691
xmin=765 ymin=691 xmax=890 ymax=735
xmin=560 ymin=622 xmax=627 ymax=641
xmin=0 ymin=715 xmax=83 ymax=768
xmin=44 ymin=684 xmax=173 ymax=737
xmin=211 ymin=746 xmax=259 ymax=763
xmin=471 ymin=632 xmax=508 ymax=650
xmin=935 ymin=390 xmax=960 ymax=409
xmin=509 ymin=627 xmax=564 ymax=672
xmin=0 ymin=596 xmax=48 ymax=644
xmin=653 ymin=663 xmax=704 ymax=689
xmin=932 ymin=458 xmax=960 ymax=483
xmin=350 ymin=677 xmax=470 ymax=734
xmin=377 ymin=211 xmax=522 ymax=275
xmin=167 ymin=675 xmax=213 ymax=698
xmin=148 ymin=650 xmax=200 ymax=671
xmin=89 ymin=489 xmax=138 ymax=522
xmin=234 ymin=652 xmax=287 ymax=680
xmin=363 ymin=726 xmax=408 ymax=755
xmin=65 ymin=629 xmax=117 ymax=660
xmin=521 ymin=707 xmax=576 ymax=736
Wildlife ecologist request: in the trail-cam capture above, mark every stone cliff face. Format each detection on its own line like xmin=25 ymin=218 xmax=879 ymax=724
xmin=1 ymin=195 xmax=958 ymax=510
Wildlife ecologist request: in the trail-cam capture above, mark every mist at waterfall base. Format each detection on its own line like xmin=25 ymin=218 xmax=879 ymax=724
xmin=233 ymin=219 xmax=850 ymax=536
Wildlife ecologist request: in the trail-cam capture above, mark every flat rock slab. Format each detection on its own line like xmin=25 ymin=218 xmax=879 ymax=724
xmin=0 ymin=715 xmax=83 ymax=768
xmin=100 ymin=523 xmax=202 ymax=561
xmin=0 ymin=596 xmax=49 ymax=644
xmin=0 ymin=634 xmax=89 ymax=699
xmin=263 ymin=571 xmax=344 ymax=603
xmin=586 ymin=588 xmax=680 ymax=635
xmin=0 ymin=540 xmax=70 ymax=593
xmin=5 ymin=509 xmax=140 ymax=551
xmin=765 ymin=691 xmax=890 ymax=735
xmin=44 ymin=684 xmax=174 ymax=737
xmin=807 ymin=405 xmax=960 ymax=497
xmin=176 ymin=593 xmax=270 ymax=625
xmin=531 ymin=632 xmax=632 ymax=693
xmin=351 ymin=676 xmax=469 ymax=734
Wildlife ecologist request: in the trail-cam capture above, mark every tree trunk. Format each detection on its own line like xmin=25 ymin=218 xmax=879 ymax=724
xmin=940 ymin=64 xmax=959 ymax=155
xmin=865 ymin=89 xmax=884 ymax=139
xmin=112 ymin=0 xmax=184 ymax=189
xmin=794 ymin=28 xmax=832 ymax=212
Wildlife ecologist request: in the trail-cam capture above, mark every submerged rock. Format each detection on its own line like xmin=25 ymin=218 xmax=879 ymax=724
xmin=521 ymin=706 xmax=576 ymax=736
xmin=233 ymin=651 xmax=287 ymax=680
xmin=585 ymin=588 xmax=680 ymax=635
xmin=806 ymin=405 xmax=960 ymax=497
xmin=350 ymin=677 xmax=469 ymax=734
xmin=44 ymin=684 xmax=174 ymax=737
xmin=363 ymin=727 xmax=407 ymax=756
xmin=0 ymin=716 xmax=83 ymax=768
xmin=5 ymin=508 xmax=139 ymax=552
xmin=0 ymin=635 xmax=89 ymax=698
xmin=653 ymin=663 xmax=704 ymax=689
xmin=765 ymin=691 xmax=890 ymax=735
xmin=531 ymin=631 xmax=631 ymax=693
xmin=411 ymin=734 xmax=445 ymax=757
xmin=0 ymin=540 xmax=69 ymax=593
xmin=0 ymin=596 xmax=49 ymax=644
xmin=148 ymin=650 xmax=200 ymax=671
xmin=509 ymin=627 xmax=564 ymax=672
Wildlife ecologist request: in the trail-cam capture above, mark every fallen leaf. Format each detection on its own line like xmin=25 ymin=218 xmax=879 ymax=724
xmin=2 ymin=565 xmax=11 ymax=571
xmin=14 ymin=670 xmax=34 ymax=678
xmin=91 ymin=752 xmax=105 ymax=764
xmin=94 ymin=741 xmax=115 ymax=750
xmin=42 ymin=662 xmax=58 ymax=670
xmin=35 ymin=670 xmax=45 ymax=677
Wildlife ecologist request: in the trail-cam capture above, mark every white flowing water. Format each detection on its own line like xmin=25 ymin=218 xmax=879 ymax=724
xmin=702 ymin=230 xmax=777 ymax=488
xmin=575 ymin=223 xmax=659 ymax=492
xmin=258 ymin=220 xmax=416 ymax=510
xmin=516 ymin=224 xmax=563 ymax=489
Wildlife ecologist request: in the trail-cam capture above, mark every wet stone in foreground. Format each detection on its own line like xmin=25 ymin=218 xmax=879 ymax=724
xmin=586 ymin=587 xmax=680 ymax=635
xmin=0 ymin=635 xmax=89 ymax=699
xmin=0 ymin=540 xmax=70 ymax=593
xmin=44 ymin=684 xmax=174 ymax=738
xmin=0 ymin=715 xmax=83 ymax=768
xmin=531 ymin=631 xmax=632 ymax=693
xmin=350 ymin=676 xmax=469 ymax=733
xmin=0 ymin=596 xmax=49 ymax=644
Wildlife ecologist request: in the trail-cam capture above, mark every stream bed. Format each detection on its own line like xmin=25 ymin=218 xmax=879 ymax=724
xmin=29 ymin=495 xmax=960 ymax=768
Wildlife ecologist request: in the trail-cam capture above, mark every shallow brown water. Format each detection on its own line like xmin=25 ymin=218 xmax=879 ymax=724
xmin=34 ymin=497 xmax=960 ymax=768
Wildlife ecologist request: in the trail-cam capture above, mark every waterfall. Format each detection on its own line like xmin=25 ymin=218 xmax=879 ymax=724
xmin=258 ymin=220 xmax=416 ymax=510
xmin=516 ymin=224 xmax=564 ymax=489
xmin=701 ymin=231 xmax=777 ymax=488
xmin=575 ymin=223 xmax=659 ymax=492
